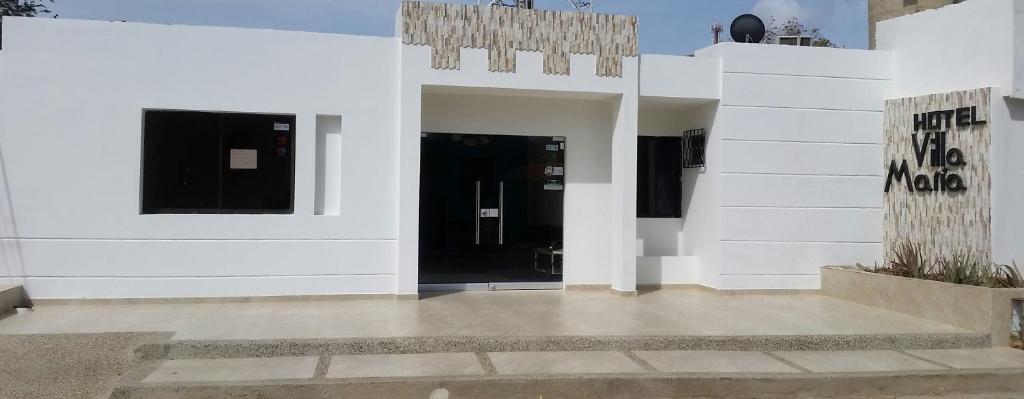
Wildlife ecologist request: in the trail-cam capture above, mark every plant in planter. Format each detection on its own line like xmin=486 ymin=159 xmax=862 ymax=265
xmin=937 ymin=251 xmax=987 ymax=286
xmin=861 ymin=241 xmax=1021 ymax=289
xmin=832 ymin=252 xmax=1024 ymax=348
xmin=992 ymin=262 xmax=1024 ymax=288
xmin=891 ymin=241 xmax=934 ymax=279
xmin=860 ymin=240 xmax=935 ymax=278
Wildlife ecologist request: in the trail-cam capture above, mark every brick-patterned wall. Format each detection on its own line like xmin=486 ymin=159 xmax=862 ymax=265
xmin=883 ymin=88 xmax=992 ymax=262
xmin=401 ymin=1 xmax=638 ymax=77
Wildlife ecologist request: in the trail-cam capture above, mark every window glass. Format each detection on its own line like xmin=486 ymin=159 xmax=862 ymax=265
xmin=141 ymin=110 xmax=295 ymax=214
xmin=637 ymin=136 xmax=682 ymax=218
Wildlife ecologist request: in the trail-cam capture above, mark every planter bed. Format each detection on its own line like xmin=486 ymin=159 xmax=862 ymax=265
xmin=821 ymin=266 xmax=1024 ymax=347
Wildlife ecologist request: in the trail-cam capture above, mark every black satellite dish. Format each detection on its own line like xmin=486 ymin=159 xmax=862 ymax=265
xmin=730 ymin=14 xmax=766 ymax=44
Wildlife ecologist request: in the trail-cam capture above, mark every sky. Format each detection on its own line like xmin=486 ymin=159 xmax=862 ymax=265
xmin=40 ymin=0 xmax=868 ymax=55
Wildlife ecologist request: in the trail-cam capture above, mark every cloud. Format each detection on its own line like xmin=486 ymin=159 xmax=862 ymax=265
xmin=751 ymin=0 xmax=835 ymax=27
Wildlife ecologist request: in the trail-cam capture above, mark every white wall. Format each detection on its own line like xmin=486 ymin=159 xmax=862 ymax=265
xmin=0 ymin=18 xmax=401 ymax=298
xmin=636 ymin=219 xmax=683 ymax=257
xmin=692 ymin=43 xmax=892 ymax=289
xmin=399 ymin=45 xmax=640 ymax=292
xmin=878 ymin=0 xmax=1016 ymax=98
xmin=636 ymin=102 xmax=717 ymax=263
xmin=1015 ymin=0 xmax=1024 ymax=99
xmin=991 ymin=93 xmax=1024 ymax=265
xmin=421 ymin=93 xmax=616 ymax=285
xmin=0 ymin=34 xmax=23 ymax=284
xmin=879 ymin=0 xmax=1024 ymax=267
xmin=639 ymin=55 xmax=720 ymax=101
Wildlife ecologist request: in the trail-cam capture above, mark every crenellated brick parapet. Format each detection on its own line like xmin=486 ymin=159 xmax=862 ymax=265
xmin=401 ymin=1 xmax=638 ymax=77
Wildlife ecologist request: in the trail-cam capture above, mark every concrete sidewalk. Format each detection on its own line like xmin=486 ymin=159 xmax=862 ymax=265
xmin=0 ymin=290 xmax=972 ymax=340
xmin=113 ymin=348 xmax=1024 ymax=399
xmin=0 ymin=290 xmax=1019 ymax=398
xmin=143 ymin=349 xmax=1024 ymax=382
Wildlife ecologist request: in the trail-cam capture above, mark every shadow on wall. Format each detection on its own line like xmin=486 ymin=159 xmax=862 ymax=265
xmin=680 ymin=103 xmax=720 ymax=231
xmin=420 ymin=91 xmax=617 ymax=185
xmin=0 ymin=146 xmax=25 ymax=281
xmin=1009 ymin=97 xmax=1024 ymax=122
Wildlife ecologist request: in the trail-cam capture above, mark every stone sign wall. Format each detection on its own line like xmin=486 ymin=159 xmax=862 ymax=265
xmin=400 ymin=1 xmax=638 ymax=77
xmin=883 ymin=87 xmax=992 ymax=262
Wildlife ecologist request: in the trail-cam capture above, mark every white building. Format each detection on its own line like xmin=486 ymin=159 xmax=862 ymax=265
xmin=0 ymin=0 xmax=1021 ymax=300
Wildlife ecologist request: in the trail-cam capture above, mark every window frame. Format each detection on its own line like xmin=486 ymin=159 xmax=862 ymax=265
xmin=139 ymin=109 xmax=297 ymax=215
xmin=637 ymin=135 xmax=683 ymax=219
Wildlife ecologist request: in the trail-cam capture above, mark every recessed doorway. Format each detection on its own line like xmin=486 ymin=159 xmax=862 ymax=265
xmin=418 ymin=133 xmax=565 ymax=291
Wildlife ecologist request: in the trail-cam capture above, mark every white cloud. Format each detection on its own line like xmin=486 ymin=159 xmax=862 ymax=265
xmin=751 ymin=0 xmax=836 ymax=27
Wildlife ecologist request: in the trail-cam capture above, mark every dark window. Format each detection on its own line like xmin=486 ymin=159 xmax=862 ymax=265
xmin=141 ymin=110 xmax=295 ymax=214
xmin=637 ymin=136 xmax=682 ymax=218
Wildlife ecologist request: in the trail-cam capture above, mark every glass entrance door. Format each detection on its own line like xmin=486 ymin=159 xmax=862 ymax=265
xmin=419 ymin=133 xmax=565 ymax=290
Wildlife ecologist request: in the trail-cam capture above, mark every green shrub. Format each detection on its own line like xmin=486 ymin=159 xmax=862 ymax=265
xmin=936 ymin=251 xmax=988 ymax=287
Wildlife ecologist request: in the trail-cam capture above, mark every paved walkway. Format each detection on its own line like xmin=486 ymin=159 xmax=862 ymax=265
xmin=0 ymin=290 xmax=969 ymax=340
xmin=2 ymin=290 xmax=1022 ymax=398
xmin=118 ymin=348 xmax=1024 ymax=399
xmin=143 ymin=348 xmax=1024 ymax=383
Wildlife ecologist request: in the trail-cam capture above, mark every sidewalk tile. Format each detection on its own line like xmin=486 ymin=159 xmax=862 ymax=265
xmin=635 ymin=351 xmax=802 ymax=373
xmin=144 ymin=357 xmax=317 ymax=383
xmin=327 ymin=353 xmax=484 ymax=378
xmin=906 ymin=348 xmax=1024 ymax=369
xmin=488 ymin=351 xmax=646 ymax=375
xmin=772 ymin=350 xmax=945 ymax=373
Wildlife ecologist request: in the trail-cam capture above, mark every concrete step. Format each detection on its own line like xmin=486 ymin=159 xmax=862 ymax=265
xmin=111 ymin=348 xmax=1024 ymax=399
xmin=138 ymin=333 xmax=992 ymax=360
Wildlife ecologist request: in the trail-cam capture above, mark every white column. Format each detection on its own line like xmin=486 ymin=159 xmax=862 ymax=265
xmin=610 ymin=92 xmax=639 ymax=293
xmin=396 ymin=50 xmax=423 ymax=296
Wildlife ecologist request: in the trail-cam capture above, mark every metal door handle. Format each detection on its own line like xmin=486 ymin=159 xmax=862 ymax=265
xmin=475 ymin=181 xmax=481 ymax=245
xmin=498 ymin=181 xmax=504 ymax=245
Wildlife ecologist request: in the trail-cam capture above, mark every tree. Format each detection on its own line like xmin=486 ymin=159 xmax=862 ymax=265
xmin=1 ymin=0 xmax=54 ymax=47
xmin=763 ymin=17 xmax=841 ymax=48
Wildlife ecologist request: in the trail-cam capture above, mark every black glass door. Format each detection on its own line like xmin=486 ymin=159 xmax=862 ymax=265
xmin=419 ymin=133 xmax=565 ymax=286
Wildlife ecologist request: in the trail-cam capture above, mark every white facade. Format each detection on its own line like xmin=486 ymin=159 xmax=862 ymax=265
xmin=0 ymin=20 xmax=401 ymax=298
xmin=0 ymin=0 xmax=1021 ymax=299
xmin=877 ymin=0 xmax=1024 ymax=265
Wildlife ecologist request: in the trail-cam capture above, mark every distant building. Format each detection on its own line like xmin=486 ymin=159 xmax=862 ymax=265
xmin=868 ymin=0 xmax=963 ymax=48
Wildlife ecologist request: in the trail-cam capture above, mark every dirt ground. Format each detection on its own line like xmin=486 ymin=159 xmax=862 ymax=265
xmin=0 ymin=332 xmax=169 ymax=399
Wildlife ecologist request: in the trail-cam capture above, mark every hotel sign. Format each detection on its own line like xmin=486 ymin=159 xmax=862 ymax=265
xmin=884 ymin=107 xmax=986 ymax=193
xmin=882 ymin=88 xmax=992 ymax=264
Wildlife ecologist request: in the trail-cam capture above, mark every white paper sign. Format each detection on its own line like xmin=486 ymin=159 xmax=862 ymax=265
xmin=544 ymin=166 xmax=565 ymax=176
xmin=229 ymin=149 xmax=258 ymax=170
xmin=544 ymin=181 xmax=564 ymax=191
xmin=274 ymin=123 xmax=290 ymax=131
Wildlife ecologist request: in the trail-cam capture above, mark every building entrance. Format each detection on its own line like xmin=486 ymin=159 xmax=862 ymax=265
xmin=418 ymin=133 xmax=565 ymax=290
